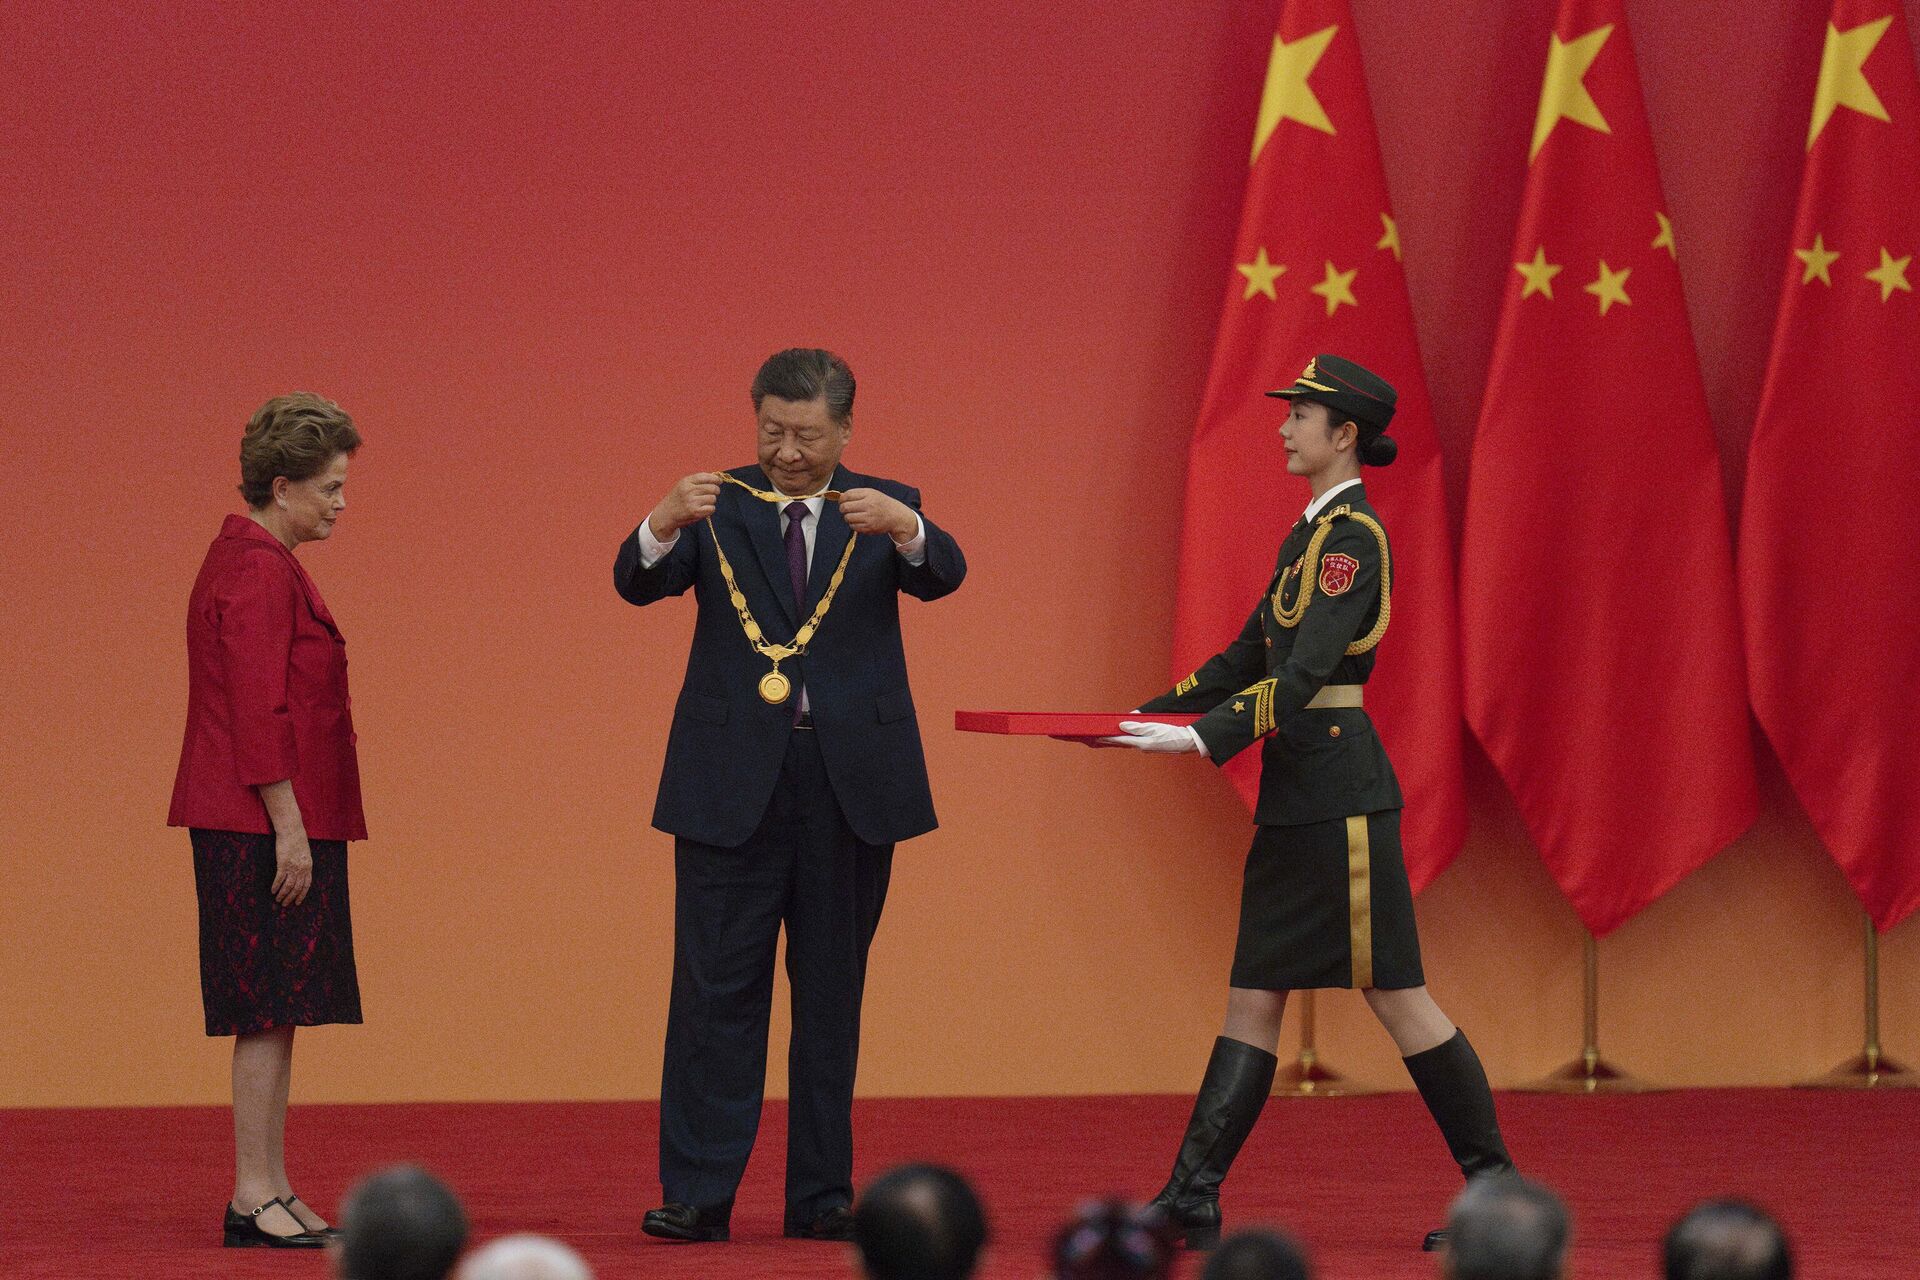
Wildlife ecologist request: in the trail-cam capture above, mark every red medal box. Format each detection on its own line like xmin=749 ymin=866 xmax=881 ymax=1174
xmin=954 ymin=711 xmax=1202 ymax=737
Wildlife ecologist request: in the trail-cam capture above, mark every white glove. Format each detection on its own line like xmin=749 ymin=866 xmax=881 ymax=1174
xmin=1099 ymin=721 xmax=1203 ymax=753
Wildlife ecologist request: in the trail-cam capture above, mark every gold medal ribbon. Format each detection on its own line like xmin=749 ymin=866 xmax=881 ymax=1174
xmin=717 ymin=472 xmax=844 ymax=503
xmin=706 ymin=517 xmax=858 ymax=704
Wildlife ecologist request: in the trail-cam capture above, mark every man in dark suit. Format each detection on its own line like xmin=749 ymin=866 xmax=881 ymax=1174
xmin=615 ymin=348 xmax=966 ymax=1244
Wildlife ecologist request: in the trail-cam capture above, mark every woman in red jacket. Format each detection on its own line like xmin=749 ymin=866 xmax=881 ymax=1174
xmin=169 ymin=393 xmax=366 ymax=1249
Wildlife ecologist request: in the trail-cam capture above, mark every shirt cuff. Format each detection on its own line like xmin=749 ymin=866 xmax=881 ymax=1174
xmin=892 ymin=512 xmax=927 ymax=565
xmin=1187 ymin=727 xmax=1208 ymax=758
xmin=637 ymin=518 xmax=678 ymax=568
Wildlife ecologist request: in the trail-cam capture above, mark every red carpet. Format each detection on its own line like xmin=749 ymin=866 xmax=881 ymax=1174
xmin=7 ymin=1091 xmax=1916 ymax=1279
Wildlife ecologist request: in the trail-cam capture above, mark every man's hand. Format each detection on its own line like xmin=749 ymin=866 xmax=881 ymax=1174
xmin=1098 ymin=721 xmax=1202 ymax=754
xmin=648 ymin=473 xmax=723 ymax=541
xmin=839 ymin=488 xmax=918 ymax=542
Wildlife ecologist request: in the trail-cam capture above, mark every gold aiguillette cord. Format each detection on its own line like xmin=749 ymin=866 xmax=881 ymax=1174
xmin=706 ymin=511 xmax=857 ymax=706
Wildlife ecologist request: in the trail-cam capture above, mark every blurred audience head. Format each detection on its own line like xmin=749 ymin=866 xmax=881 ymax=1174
xmin=1202 ymin=1228 xmax=1312 ymax=1280
xmin=854 ymin=1163 xmax=989 ymax=1280
xmin=1052 ymin=1199 xmax=1177 ymax=1280
xmin=1443 ymin=1177 xmax=1569 ymax=1280
xmin=336 ymin=1164 xmax=469 ymax=1280
xmin=455 ymin=1234 xmax=592 ymax=1280
xmin=1664 ymin=1200 xmax=1792 ymax=1280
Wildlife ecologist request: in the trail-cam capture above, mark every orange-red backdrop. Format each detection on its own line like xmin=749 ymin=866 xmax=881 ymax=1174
xmin=3 ymin=0 xmax=1915 ymax=1107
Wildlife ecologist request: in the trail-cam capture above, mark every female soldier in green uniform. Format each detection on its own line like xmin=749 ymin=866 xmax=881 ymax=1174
xmin=1102 ymin=355 xmax=1514 ymax=1251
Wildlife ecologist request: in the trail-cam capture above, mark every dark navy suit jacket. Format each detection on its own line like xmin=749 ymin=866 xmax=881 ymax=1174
xmin=615 ymin=464 xmax=965 ymax=848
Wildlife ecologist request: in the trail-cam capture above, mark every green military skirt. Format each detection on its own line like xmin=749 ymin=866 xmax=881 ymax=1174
xmin=1229 ymin=808 xmax=1424 ymax=991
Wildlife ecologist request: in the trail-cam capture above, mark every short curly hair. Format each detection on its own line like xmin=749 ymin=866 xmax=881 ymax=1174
xmin=238 ymin=393 xmax=361 ymax=508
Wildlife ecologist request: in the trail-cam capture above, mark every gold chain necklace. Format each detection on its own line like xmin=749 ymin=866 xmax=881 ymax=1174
xmin=706 ymin=516 xmax=858 ymax=704
xmin=717 ymin=472 xmax=844 ymax=503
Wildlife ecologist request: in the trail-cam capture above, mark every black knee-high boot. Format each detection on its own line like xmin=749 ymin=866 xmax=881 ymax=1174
xmin=1146 ymin=1036 xmax=1278 ymax=1250
xmin=1403 ymin=1028 xmax=1514 ymax=1250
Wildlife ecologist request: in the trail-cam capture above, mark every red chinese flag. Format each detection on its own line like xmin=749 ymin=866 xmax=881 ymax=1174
xmin=1170 ymin=0 xmax=1467 ymax=890
xmin=1459 ymin=0 xmax=1758 ymax=935
xmin=1742 ymin=3 xmax=1920 ymax=932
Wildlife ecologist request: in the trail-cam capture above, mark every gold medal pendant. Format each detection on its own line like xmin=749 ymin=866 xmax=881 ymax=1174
xmin=706 ymin=517 xmax=854 ymax=711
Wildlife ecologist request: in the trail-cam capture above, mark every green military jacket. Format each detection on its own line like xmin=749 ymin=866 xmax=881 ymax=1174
xmin=1139 ymin=484 xmax=1403 ymax=826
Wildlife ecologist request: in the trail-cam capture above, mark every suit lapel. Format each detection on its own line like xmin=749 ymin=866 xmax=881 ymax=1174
xmin=228 ymin=517 xmax=342 ymax=638
xmin=287 ymin=554 xmax=342 ymax=639
xmin=734 ymin=467 xmax=800 ymax=628
xmin=804 ymin=467 xmax=856 ymax=614
xmin=1269 ymin=518 xmax=1311 ymax=590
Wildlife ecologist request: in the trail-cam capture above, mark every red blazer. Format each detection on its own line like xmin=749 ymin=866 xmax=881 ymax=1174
xmin=168 ymin=514 xmax=367 ymax=840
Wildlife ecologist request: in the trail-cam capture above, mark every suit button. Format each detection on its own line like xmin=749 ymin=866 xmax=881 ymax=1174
xmin=1265 ymin=638 xmax=1272 ymax=647
xmin=1329 ymin=725 xmax=1341 ymax=738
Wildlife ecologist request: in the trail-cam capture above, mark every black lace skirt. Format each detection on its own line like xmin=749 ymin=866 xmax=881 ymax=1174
xmin=190 ymin=828 xmax=363 ymax=1036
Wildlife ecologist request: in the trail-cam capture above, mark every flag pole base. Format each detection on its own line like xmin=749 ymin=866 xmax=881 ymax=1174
xmin=1515 ymin=930 xmax=1663 ymax=1093
xmin=1799 ymin=915 xmax=1919 ymax=1087
xmin=1795 ymin=1052 xmax=1920 ymax=1089
xmin=1514 ymin=1051 xmax=1664 ymax=1094
xmin=1272 ymin=1051 xmax=1378 ymax=1098
xmin=1271 ymin=991 xmax=1378 ymax=1097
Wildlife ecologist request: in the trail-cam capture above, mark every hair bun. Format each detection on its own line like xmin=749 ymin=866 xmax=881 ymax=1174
xmin=1361 ymin=433 xmax=1398 ymax=466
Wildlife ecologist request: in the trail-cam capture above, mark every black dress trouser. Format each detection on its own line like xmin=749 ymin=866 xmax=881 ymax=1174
xmin=659 ymin=726 xmax=894 ymax=1216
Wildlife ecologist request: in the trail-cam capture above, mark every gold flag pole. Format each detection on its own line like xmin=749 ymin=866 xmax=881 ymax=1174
xmin=1517 ymin=930 xmax=1661 ymax=1094
xmin=1273 ymin=991 xmax=1376 ymax=1097
xmin=1798 ymin=911 xmax=1919 ymax=1089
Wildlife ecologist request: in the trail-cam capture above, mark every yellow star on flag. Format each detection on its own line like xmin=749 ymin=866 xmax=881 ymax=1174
xmin=1652 ymin=211 xmax=1676 ymax=259
xmin=1376 ymin=212 xmax=1401 ymax=260
xmin=1310 ymin=260 xmax=1358 ymax=315
xmin=1584 ymin=259 xmax=1631 ymax=315
xmin=1531 ymin=25 xmax=1614 ymax=161
xmin=1808 ymin=16 xmax=1893 ymax=151
xmin=1865 ymin=246 xmax=1912 ymax=301
xmin=1515 ymin=246 xmax=1563 ymax=299
xmin=1796 ymin=233 xmax=1840 ymax=286
xmin=1237 ymin=247 xmax=1287 ymax=300
xmin=1252 ymin=25 xmax=1338 ymax=163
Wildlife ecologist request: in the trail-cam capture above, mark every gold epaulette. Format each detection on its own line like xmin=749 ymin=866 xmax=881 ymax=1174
xmin=1270 ymin=506 xmax=1392 ymax=655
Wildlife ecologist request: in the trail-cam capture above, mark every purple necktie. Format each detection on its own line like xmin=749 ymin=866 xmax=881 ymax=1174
xmin=784 ymin=501 xmax=810 ymax=611
xmin=784 ymin=501 xmax=809 ymax=718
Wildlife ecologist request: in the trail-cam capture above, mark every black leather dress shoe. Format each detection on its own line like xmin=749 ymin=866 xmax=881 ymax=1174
xmin=1423 ymin=1228 xmax=1448 ymax=1251
xmin=642 ymin=1201 xmax=731 ymax=1242
xmin=783 ymin=1205 xmax=855 ymax=1241
xmin=223 ymin=1200 xmax=327 ymax=1248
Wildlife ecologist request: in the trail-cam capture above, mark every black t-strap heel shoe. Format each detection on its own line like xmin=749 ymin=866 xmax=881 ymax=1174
xmin=223 ymin=1198 xmax=327 ymax=1248
xmin=283 ymin=1194 xmax=341 ymax=1239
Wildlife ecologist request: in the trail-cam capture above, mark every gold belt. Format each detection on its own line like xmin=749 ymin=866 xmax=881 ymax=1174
xmin=1305 ymin=684 xmax=1363 ymax=710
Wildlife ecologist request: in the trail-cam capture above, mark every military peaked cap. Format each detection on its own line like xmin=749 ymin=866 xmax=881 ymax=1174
xmin=1266 ymin=354 xmax=1397 ymax=432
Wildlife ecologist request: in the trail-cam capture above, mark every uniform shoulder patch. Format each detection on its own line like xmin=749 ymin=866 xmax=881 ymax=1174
xmin=1319 ymin=552 xmax=1360 ymax=595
